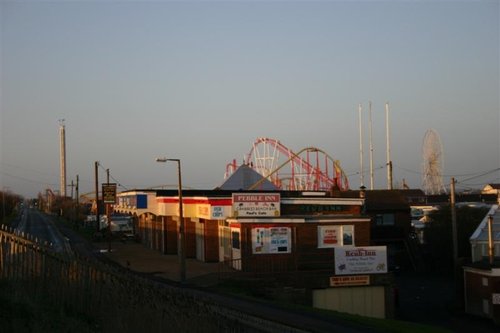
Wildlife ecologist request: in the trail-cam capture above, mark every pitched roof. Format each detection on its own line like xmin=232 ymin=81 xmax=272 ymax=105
xmin=217 ymin=164 xmax=279 ymax=191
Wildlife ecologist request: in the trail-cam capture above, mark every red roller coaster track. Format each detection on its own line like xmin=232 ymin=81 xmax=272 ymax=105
xmin=225 ymin=137 xmax=349 ymax=191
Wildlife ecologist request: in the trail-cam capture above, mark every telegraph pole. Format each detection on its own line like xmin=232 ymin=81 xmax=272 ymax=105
xmin=488 ymin=215 xmax=494 ymax=266
xmin=106 ymin=169 xmax=111 ymax=252
xmin=75 ymin=175 xmax=79 ymax=227
xmin=450 ymin=177 xmax=458 ymax=269
xmin=385 ymin=102 xmax=393 ymax=190
xmin=95 ymin=161 xmax=100 ymax=232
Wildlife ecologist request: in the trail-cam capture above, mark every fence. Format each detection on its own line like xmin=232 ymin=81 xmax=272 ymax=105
xmin=0 ymin=225 xmax=308 ymax=332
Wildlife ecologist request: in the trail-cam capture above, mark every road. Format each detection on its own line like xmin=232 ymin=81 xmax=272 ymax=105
xmin=15 ymin=208 xmax=71 ymax=253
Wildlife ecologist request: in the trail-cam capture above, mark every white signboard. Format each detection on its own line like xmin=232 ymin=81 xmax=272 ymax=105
xmin=318 ymin=225 xmax=354 ymax=248
xmin=232 ymin=193 xmax=280 ymax=217
xmin=197 ymin=205 xmax=228 ymax=219
xmin=334 ymin=246 xmax=388 ymax=275
xmin=318 ymin=225 xmax=341 ymax=247
xmin=252 ymin=227 xmax=291 ymax=254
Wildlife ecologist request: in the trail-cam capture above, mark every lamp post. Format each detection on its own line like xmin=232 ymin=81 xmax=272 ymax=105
xmin=156 ymin=157 xmax=186 ymax=283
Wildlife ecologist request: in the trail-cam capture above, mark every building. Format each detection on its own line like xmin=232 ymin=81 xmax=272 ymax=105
xmin=114 ymin=187 xmax=396 ymax=319
xmin=464 ymin=205 xmax=500 ymax=324
xmin=482 ymin=184 xmax=500 ymax=205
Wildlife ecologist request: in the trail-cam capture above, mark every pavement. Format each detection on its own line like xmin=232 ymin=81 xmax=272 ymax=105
xmin=93 ymin=241 xmax=221 ymax=288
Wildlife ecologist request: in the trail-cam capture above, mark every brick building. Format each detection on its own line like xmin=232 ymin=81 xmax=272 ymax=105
xmin=114 ymin=188 xmax=396 ymax=318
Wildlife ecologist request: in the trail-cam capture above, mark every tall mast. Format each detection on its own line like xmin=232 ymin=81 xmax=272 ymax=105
xmin=59 ymin=119 xmax=67 ymax=197
xmin=358 ymin=104 xmax=364 ymax=188
xmin=385 ymin=102 xmax=393 ymax=189
xmin=369 ymin=101 xmax=374 ymax=190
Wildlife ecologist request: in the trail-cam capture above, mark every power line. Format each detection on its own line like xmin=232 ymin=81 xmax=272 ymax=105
xmin=97 ymin=162 xmax=129 ymax=191
xmin=457 ymin=168 xmax=500 ymax=183
xmin=346 ymin=165 xmax=386 ymax=177
xmin=0 ymin=171 xmax=58 ymax=186
xmin=395 ymin=164 xmax=500 ymax=180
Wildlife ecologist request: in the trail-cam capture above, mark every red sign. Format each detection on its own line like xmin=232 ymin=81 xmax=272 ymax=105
xmin=330 ymin=275 xmax=370 ymax=287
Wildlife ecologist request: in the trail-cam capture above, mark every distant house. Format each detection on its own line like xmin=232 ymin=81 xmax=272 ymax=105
xmin=482 ymin=184 xmax=500 ymax=205
xmin=345 ymin=189 xmax=427 ymax=271
xmin=469 ymin=205 xmax=500 ymax=263
xmin=366 ymin=190 xmax=419 ymax=271
xmin=464 ymin=205 xmax=500 ymax=324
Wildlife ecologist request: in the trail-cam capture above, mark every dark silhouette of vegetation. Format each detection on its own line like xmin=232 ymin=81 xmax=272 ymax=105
xmin=0 ymin=191 xmax=22 ymax=223
xmin=36 ymin=192 xmax=90 ymax=223
xmin=424 ymin=205 xmax=490 ymax=272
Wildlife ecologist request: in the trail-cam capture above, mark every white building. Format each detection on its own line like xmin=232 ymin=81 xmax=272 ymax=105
xmin=470 ymin=205 xmax=500 ymax=262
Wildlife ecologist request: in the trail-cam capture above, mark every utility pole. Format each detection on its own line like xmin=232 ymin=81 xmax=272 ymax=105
xmin=95 ymin=161 xmax=100 ymax=232
xmin=369 ymin=101 xmax=374 ymax=190
xmin=385 ymin=102 xmax=393 ymax=190
xmin=68 ymin=180 xmax=74 ymax=223
xmin=450 ymin=177 xmax=458 ymax=272
xmin=75 ymin=175 xmax=79 ymax=226
xmin=106 ymin=168 xmax=111 ymax=252
xmin=488 ymin=215 xmax=494 ymax=266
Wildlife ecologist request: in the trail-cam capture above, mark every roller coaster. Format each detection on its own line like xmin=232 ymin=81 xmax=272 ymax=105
xmin=224 ymin=137 xmax=349 ymax=191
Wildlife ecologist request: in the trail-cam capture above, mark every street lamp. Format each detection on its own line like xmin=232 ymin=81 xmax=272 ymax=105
xmin=156 ymin=157 xmax=186 ymax=283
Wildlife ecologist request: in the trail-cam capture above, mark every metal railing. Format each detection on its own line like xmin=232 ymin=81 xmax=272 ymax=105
xmin=0 ymin=224 xmax=311 ymax=332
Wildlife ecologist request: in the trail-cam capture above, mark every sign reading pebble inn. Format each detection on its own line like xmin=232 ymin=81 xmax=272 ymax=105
xmin=232 ymin=193 xmax=280 ymax=217
xmin=334 ymin=246 xmax=388 ymax=275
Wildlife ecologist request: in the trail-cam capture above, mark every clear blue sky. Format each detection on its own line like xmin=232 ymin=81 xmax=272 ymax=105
xmin=1 ymin=0 xmax=499 ymax=198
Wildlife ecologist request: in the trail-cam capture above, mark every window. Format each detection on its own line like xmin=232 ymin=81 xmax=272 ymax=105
xmin=483 ymin=299 xmax=489 ymax=315
xmin=343 ymin=225 xmax=354 ymax=246
xmin=231 ymin=231 xmax=240 ymax=250
xmin=375 ymin=214 xmax=395 ymax=226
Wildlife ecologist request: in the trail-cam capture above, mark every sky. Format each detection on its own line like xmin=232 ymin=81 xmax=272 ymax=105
xmin=1 ymin=0 xmax=499 ymax=198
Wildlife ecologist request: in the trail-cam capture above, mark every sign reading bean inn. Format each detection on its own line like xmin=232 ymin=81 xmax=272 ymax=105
xmin=334 ymin=246 xmax=388 ymax=275
xmin=232 ymin=193 xmax=280 ymax=217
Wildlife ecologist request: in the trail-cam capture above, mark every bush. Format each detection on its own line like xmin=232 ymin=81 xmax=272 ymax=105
xmin=424 ymin=205 xmax=489 ymax=272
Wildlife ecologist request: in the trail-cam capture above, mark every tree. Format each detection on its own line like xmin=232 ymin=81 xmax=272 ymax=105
xmin=1 ymin=191 xmax=23 ymax=223
xmin=424 ymin=205 xmax=490 ymax=272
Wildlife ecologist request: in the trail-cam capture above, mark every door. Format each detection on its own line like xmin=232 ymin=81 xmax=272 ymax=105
xmin=230 ymin=228 xmax=241 ymax=270
xmin=196 ymin=220 xmax=205 ymax=261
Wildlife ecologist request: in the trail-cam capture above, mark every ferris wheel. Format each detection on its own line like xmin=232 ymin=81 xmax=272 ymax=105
xmin=421 ymin=129 xmax=446 ymax=195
